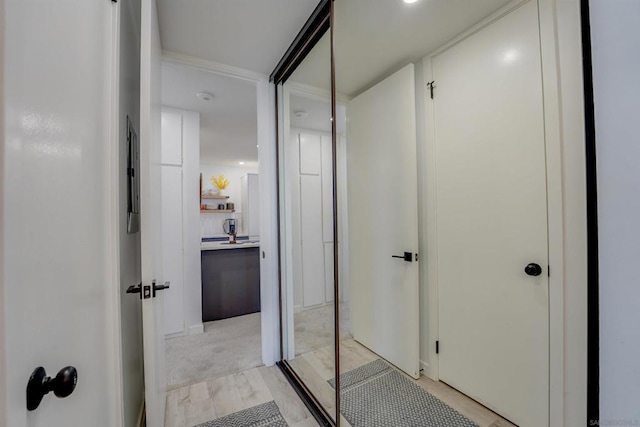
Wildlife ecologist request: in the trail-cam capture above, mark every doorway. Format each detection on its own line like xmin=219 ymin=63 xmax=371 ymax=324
xmin=158 ymin=61 xmax=264 ymax=396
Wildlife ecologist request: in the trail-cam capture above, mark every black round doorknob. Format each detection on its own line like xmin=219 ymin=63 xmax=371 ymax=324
xmin=524 ymin=263 xmax=543 ymax=277
xmin=52 ymin=366 xmax=78 ymax=398
xmin=27 ymin=366 xmax=78 ymax=411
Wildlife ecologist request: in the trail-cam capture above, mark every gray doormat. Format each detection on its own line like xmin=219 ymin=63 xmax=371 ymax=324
xmin=195 ymin=401 xmax=288 ymax=427
xmin=329 ymin=359 xmax=479 ymax=427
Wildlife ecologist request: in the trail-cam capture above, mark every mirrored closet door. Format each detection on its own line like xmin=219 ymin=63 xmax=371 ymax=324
xmin=274 ymin=1 xmax=340 ymax=421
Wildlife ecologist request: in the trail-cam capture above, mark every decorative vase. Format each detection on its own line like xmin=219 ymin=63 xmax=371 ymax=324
xmin=217 ymin=188 xmax=225 ymax=197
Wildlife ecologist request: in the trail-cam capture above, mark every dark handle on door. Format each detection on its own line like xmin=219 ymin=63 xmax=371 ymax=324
xmin=126 ymin=283 xmax=141 ymax=294
xmin=392 ymin=252 xmax=413 ymax=262
xmin=27 ymin=366 xmax=78 ymax=411
xmin=152 ymin=280 xmax=170 ymax=297
xmin=524 ymin=263 xmax=543 ymax=276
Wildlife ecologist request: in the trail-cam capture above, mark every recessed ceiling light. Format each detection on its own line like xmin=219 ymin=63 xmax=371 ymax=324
xmin=294 ymin=110 xmax=308 ymax=118
xmin=196 ymin=92 xmax=214 ymax=101
xmin=404 ymin=0 xmax=419 ymax=3
xmin=239 ymin=161 xmax=245 ymax=165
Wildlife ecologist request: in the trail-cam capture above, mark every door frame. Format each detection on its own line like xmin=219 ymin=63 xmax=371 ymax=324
xmin=421 ymin=0 xmax=589 ymax=426
xmin=161 ymin=52 xmax=281 ymax=367
xmin=0 ymin=0 xmax=7 ymax=424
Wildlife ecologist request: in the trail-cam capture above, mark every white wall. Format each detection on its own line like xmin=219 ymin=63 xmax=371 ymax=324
xmin=200 ymin=164 xmax=258 ymax=237
xmin=591 ymin=0 xmax=640 ymax=422
xmin=118 ymin=0 xmax=144 ymax=424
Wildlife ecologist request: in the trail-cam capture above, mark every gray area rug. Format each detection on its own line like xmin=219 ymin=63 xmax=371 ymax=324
xmin=329 ymin=359 xmax=479 ymax=427
xmin=195 ymin=401 xmax=287 ymax=427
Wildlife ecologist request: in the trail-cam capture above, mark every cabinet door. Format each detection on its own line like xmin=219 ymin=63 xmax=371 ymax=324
xmin=161 ymin=165 xmax=184 ymax=335
xmin=161 ymin=111 xmax=182 ymax=166
xmin=299 ymin=133 xmax=322 ymax=174
xmin=300 ymin=175 xmax=325 ymax=308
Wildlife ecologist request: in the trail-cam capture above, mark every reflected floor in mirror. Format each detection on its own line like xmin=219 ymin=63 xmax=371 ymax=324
xmin=291 ymin=338 xmax=517 ymax=427
xmin=294 ymin=302 xmax=351 ymax=356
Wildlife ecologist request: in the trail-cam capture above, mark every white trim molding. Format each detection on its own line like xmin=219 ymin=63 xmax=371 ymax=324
xmin=162 ymin=50 xmax=267 ymax=83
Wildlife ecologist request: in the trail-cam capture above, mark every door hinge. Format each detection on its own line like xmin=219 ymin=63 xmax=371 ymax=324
xmin=427 ymin=81 xmax=436 ymax=99
xmin=436 ymin=340 xmax=439 ymax=354
xmin=548 ymin=265 xmax=550 ymax=277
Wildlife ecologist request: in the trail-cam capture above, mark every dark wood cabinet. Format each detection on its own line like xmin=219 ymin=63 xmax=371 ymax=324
xmin=201 ymin=248 xmax=261 ymax=322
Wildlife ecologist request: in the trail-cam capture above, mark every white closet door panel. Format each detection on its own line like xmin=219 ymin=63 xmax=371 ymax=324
xmin=299 ymin=133 xmax=322 ymax=175
xmin=161 ymin=111 xmax=182 ymax=166
xmin=161 ymin=166 xmax=184 ymax=335
xmin=324 ymin=242 xmax=334 ymax=303
xmin=434 ymin=3 xmax=549 ymax=426
xmin=300 ymin=175 xmax=325 ymax=308
xmin=321 ymin=135 xmax=334 ymax=243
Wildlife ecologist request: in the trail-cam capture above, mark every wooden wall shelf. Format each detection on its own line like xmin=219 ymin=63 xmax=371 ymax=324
xmin=201 ymin=195 xmax=229 ymax=200
xmin=200 ymin=209 xmax=235 ymax=213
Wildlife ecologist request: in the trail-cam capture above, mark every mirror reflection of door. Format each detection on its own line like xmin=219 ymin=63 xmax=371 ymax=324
xmin=331 ymin=1 xmax=578 ymax=427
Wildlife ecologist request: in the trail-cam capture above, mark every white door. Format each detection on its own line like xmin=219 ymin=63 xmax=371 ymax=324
xmin=433 ymin=2 xmax=549 ymax=426
xmin=2 ymin=0 xmax=122 ymax=426
xmin=347 ymin=64 xmax=420 ymax=379
xmin=140 ymin=0 xmax=167 ymax=425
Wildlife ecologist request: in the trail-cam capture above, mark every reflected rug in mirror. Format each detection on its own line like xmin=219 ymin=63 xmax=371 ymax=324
xmin=195 ymin=401 xmax=287 ymax=427
xmin=329 ymin=359 xmax=479 ymax=427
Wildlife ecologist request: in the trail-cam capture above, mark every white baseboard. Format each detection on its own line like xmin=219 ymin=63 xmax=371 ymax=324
xmin=189 ymin=323 xmax=204 ymax=335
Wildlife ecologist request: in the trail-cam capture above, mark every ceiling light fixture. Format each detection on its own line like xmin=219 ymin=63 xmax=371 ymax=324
xmin=196 ymin=92 xmax=214 ymax=101
xmin=294 ymin=110 xmax=308 ymax=118
xmin=239 ymin=161 xmax=245 ymax=165
xmin=403 ymin=0 xmax=419 ymax=3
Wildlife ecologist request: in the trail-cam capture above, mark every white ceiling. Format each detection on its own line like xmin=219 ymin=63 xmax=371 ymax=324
xmin=156 ymin=0 xmax=321 ymax=75
xmin=290 ymin=94 xmax=347 ymax=135
xmin=157 ymin=0 xmax=512 ymax=166
xmin=161 ymin=62 xmax=258 ymax=167
xmin=295 ymin=0 xmax=512 ymax=97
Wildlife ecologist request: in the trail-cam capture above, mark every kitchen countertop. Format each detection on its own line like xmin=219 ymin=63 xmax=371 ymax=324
xmin=200 ymin=240 xmax=260 ymax=251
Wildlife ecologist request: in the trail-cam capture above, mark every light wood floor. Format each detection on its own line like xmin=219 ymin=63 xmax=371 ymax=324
xmin=164 ymin=364 xmax=319 ymax=427
xmin=165 ymin=338 xmax=519 ymax=427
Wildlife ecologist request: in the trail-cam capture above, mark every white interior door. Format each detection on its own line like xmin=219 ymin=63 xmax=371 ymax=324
xmin=347 ymin=64 xmax=420 ymax=379
xmin=140 ymin=0 xmax=166 ymax=425
xmin=2 ymin=0 xmax=122 ymax=425
xmin=433 ymin=2 xmax=549 ymax=426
